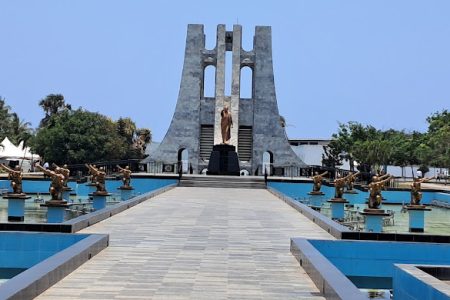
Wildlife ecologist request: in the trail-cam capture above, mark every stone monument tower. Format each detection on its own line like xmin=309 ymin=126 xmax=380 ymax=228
xmin=149 ymin=24 xmax=305 ymax=175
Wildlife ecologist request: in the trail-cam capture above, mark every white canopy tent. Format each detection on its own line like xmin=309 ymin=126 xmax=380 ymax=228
xmin=0 ymin=137 xmax=23 ymax=160
xmin=0 ymin=137 xmax=40 ymax=171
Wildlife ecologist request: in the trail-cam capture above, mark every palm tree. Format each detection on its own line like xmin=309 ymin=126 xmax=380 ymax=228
xmin=117 ymin=118 xmax=137 ymax=144
xmin=39 ymin=94 xmax=69 ymax=127
xmin=9 ymin=113 xmax=33 ymax=146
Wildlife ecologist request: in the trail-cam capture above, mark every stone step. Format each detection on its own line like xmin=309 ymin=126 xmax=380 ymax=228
xmin=179 ymin=176 xmax=266 ymax=189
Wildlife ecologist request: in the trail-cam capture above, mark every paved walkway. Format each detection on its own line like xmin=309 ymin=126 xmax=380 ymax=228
xmin=38 ymin=187 xmax=332 ymax=300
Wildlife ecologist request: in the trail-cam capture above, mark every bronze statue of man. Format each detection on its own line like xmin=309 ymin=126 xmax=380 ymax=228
xmin=53 ymin=163 xmax=70 ymax=188
xmin=117 ymin=165 xmax=132 ymax=188
xmin=85 ymin=164 xmax=107 ymax=194
xmin=312 ymin=171 xmax=328 ymax=192
xmin=220 ymin=106 xmax=232 ymax=144
xmin=88 ymin=164 xmax=97 ymax=184
xmin=368 ymin=175 xmax=392 ymax=209
xmin=0 ymin=164 xmax=23 ymax=194
xmin=333 ymin=174 xmax=350 ymax=199
xmin=36 ymin=164 xmax=65 ymax=200
xmin=346 ymin=171 xmax=361 ymax=191
xmin=410 ymin=177 xmax=434 ymax=205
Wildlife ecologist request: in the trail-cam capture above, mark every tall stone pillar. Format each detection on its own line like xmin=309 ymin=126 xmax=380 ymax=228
xmin=251 ymin=26 xmax=304 ymax=174
xmin=213 ymin=25 xmax=226 ymax=145
xmin=149 ymin=24 xmax=205 ymax=172
xmin=230 ymin=25 xmax=241 ymax=148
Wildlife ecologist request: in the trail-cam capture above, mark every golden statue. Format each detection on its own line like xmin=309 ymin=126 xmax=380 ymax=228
xmin=87 ymin=164 xmax=97 ymax=184
xmin=346 ymin=171 xmax=361 ymax=191
xmin=0 ymin=164 xmax=23 ymax=194
xmin=53 ymin=163 xmax=70 ymax=188
xmin=36 ymin=164 xmax=65 ymax=201
xmin=220 ymin=106 xmax=232 ymax=144
xmin=117 ymin=165 xmax=132 ymax=188
xmin=311 ymin=171 xmax=328 ymax=193
xmin=333 ymin=173 xmax=359 ymax=199
xmin=85 ymin=164 xmax=107 ymax=194
xmin=410 ymin=177 xmax=434 ymax=205
xmin=368 ymin=175 xmax=392 ymax=209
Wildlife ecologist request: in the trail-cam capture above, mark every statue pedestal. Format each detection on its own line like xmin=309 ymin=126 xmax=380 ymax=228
xmin=327 ymin=198 xmax=348 ymax=221
xmin=308 ymin=191 xmax=325 ymax=195
xmin=207 ymin=144 xmax=240 ymax=176
xmin=206 ymin=144 xmax=240 ymax=176
xmin=360 ymin=209 xmax=390 ymax=233
xmin=118 ymin=186 xmax=134 ymax=201
xmin=406 ymin=205 xmax=431 ymax=233
xmin=3 ymin=193 xmax=31 ymax=222
xmin=89 ymin=192 xmax=110 ymax=211
xmin=41 ymin=200 xmax=70 ymax=223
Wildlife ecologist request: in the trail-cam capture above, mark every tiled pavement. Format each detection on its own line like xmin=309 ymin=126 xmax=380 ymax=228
xmin=37 ymin=187 xmax=333 ymax=299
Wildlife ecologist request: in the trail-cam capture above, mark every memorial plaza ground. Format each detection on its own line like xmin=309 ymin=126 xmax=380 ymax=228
xmin=37 ymin=186 xmax=333 ymax=299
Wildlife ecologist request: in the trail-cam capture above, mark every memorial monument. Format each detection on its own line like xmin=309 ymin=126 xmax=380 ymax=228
xmin=147 ymin=24 xmax=305 ymax=175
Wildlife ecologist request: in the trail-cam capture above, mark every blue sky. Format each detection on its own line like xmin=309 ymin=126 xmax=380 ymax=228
xmin=1 ymin=1 xmax=449 ymax=141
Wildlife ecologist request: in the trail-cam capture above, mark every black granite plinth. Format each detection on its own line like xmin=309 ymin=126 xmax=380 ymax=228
xmin=327 ymin=198 xmax=349 ymax=204
xmin=89 ymin=191 xmax=111 ymax=197
xmin=406 ymin=204 xmax=431 ymax=211
xmin=118 ymin=186 xmax=134 ymax=190
xmin=360 ymin=208 xmax=390 ymax=216
xmin=207 ymin=144 xmax=240 ymax=176
xmin=2 ymin=193 xmax=31 ymax=200
xmin=308 ymin=191 xmax=325 ymax=195
xmin=40 ymin=200 xmax=70 ymax=208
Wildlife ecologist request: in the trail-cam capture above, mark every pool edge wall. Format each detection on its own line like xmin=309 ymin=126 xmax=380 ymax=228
xmin=0 ymin=233 xmax=109 ymax=300
xmin=290 ymin=238 xmax=366 ymax=300
xmin=394 ymin=264 xmax=450 ymax=300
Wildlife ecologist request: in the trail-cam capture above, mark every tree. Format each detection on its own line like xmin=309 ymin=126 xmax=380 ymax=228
xmin=32 ymin=109 xmax=128 ymax=164
xmin=8 ymin=113 xmax=33 ymax=146
xmin=0 ymin=97 xmax=12 ymax=140
xmin=116 ymin=118 xmax=152 ymax=159
xmin=117 ymin=117 xmax=137 ymax=144
xmin=0 ymin=97 xmax=33 ymax=146
xmin=39 ymin=94 xmax=71 ymax=127
xmin=322 ymin=140 xmax=343 ymax=169
xmin=425 ymin=110 xmax=450 ymax=171
xmin=323 ymin=122 xmax=380 ymax=172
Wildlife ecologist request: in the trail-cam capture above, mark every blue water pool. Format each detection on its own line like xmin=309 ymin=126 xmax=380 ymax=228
xmin=268 ymin=181 xmax=450 ymax=205
xmin=291 ymin=238 xmax=450 ymax=299
xmin=0 ymin=177 xmax=177 ymax=223
xmin=269 ymin=181 xmax=450 ymax=234
xmin=0 ymin=231 xmax=108 ymax=298
xmin=0 ymin=232 xmax=89 ymax=284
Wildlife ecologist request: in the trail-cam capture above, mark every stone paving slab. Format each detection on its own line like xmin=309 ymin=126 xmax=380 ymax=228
xmin=37 ymin=187 xmax=332 ymax=299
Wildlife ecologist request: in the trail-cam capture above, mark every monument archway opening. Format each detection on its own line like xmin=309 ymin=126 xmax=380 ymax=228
xmin=263 ymin=151 xmax=273 ymax=176
xmin=178 ymin=148 xmax=189 ymax=174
